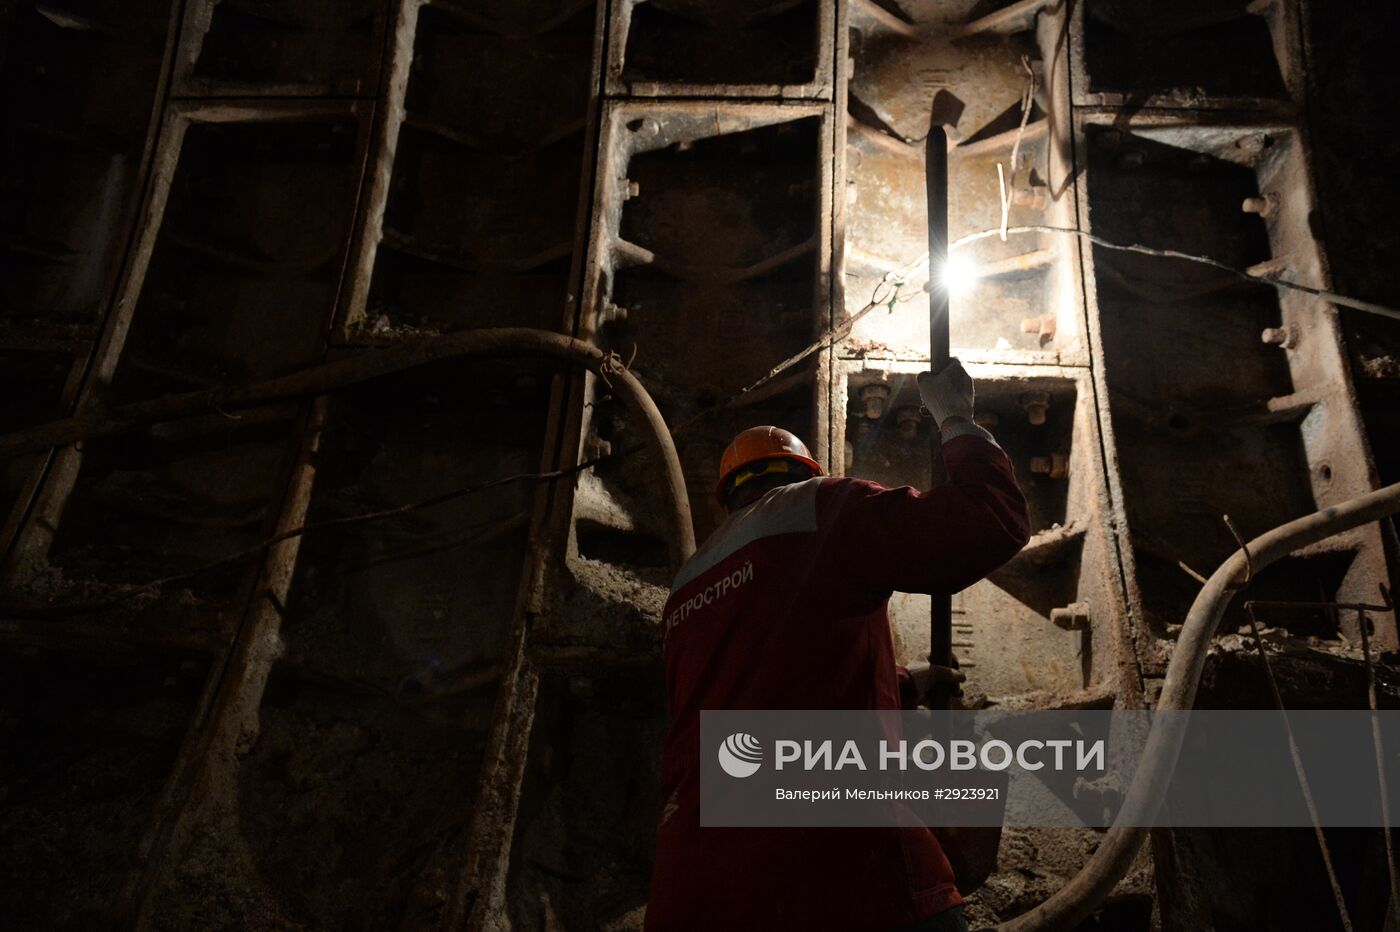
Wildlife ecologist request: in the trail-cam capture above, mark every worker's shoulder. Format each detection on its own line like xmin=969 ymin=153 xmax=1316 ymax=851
xmin=668 ymin=477 xmax=822 ymax=596
xmin=813 ymin=474 xmax=893 ymax=506
xmin=816 ymin=474 xmax=886 ymax=494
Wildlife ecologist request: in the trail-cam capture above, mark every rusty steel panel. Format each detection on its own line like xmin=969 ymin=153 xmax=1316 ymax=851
xmin=1074 ymin=109 xmax=1397 ymax=661
xmin=840 ymin=359 xmax=1135 ymax=703
xmin=605 ymin=0 xmax=837 ymax=100
xmin=1068 ymin=0 xmax=1304 ymax=112
xmin=570 ymin=101 xmax=834 ymax=549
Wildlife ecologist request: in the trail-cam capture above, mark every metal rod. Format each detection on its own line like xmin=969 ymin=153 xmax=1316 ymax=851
xmin=1357 ymin=587 xmax=1400 ymax=926
xmin=926 ymin=119 xmax=952 ymax=706
xmin=1241 ymin=602 xmax=1354 ymax=932
xmin=1000 ymin=482 xmax=1400 ymax=931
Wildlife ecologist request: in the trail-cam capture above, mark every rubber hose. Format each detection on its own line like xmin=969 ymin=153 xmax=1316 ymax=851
xmin=0 ymin=328 xmax=696 ymax=569
xmin=999 ymin=481 xmax=1400 ymax=931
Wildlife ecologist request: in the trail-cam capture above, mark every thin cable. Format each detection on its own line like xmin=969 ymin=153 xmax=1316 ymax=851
xmin=0 ymin=263 xmax=921 ymax=616
xmin=1 ymin=453 xmax=618 ymax=618
xmin=1223 ymin=514 xmax=1254 ymax=586
xmin=18 ymin=220 xmax=1400 ymax=615
xmin=949 ymin=225 xmax=1400 ymax=322
xmin=997 ymin=55 xmax=1037 ymax=243
xmin=1233 ymin=511 xmax=1349 ymax=932
xmin=669 ymin=264 xmax=917 ymax=436
xmin=1357 ymin=586 xmax=1400 ymax=926
xmin=1243 ymin=601 xmax=1355 ymax=932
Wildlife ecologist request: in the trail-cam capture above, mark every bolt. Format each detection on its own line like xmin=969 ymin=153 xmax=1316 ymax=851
xmin=628 ymin=117 xmax=660 ymax=137
xmin=1021 ymin=314 xmax=1057 ymax=341
xmin=1241 ymin=195 xmax=1275 ymax=217
xmin=1050 ymin=601 xmax=1091 ymax=631
xmin=1247 ymin=256 xmax=1289 ymax=279
xmin=602 ymin=302 xmax=628 ymax=324
xmin=1029 ymin=451 xmax=1069 ymax=479
xmin=860 ymin=384 xmax=891 ymax=420
xmin=1020 ymin=391 xmax=1051 ymax=426
xmin=624 ymin=179 xmax=640 ymax=200
xmin=1260 ymin=325 xmax=1295 ymax=348
xmin=583 ymin=433 xmax=611 ymax=460
xmin=1011 ymin=187 xmax=1049 ymax=210
xmin=895 ymin=406 xmax=923 ymax=440
xmin=1237 ymin=133 xmax=1270 ymax=154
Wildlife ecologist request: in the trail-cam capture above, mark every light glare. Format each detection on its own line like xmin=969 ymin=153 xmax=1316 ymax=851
xmin=939 ymin=253 xmax=979 ymax=297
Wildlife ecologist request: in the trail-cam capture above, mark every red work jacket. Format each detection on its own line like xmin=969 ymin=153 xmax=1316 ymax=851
xmin=645 ymin=431 xmax=1029 ymax=931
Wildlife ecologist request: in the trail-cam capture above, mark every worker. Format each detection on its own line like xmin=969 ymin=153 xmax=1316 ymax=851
xmin=645 ymin=360 xmax=1029 ymax=932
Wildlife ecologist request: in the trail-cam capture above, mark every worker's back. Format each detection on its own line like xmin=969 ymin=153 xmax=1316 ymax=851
xmin=646 ymin=432 xmax=1029 ymax=931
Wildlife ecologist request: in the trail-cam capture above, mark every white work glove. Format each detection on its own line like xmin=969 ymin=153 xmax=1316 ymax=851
xmin=916 ymin=359 xmax=975 ymax=428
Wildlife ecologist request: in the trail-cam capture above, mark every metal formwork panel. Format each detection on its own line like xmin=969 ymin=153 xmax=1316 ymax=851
xmin=840 ymin=357 xmax=1135 ymax=702
xmin=840 ymin=1 xmax=1088 ymax=366
xmin=499 ymin=21 xmax=846 ymax=924
xmin=1067 ymin=0 xmax=1305 ymax=112
xmin=833 ymin=2 xmax=1128 ymax=707
xmin=0 ymin=1 xmax=601 ymax=920
xmin=170 ymin=0 xmax=391 ymax=98
xmin=604 ymin=0 xmax=837 ymax=99
xmin=1074 ymin=108 xmax=1396 ymax=665
xmin=575 ymin=100 xmax=835 ymax=544
xmin=2 ymin=99 xmax=373 ymax=603
xmin=334 ymin=0 xmax=603 ymax=342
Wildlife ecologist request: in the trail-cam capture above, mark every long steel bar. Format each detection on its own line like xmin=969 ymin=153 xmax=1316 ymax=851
xmin=926 ymin=120 xmax=952 ymax=703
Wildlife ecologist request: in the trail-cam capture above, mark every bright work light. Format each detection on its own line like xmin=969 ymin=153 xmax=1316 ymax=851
xmin=938 ymin=252 xmax=979 ymax=297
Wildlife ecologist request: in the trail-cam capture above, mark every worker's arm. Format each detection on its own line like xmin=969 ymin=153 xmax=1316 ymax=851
xmin=824 ymin=361 xmax=1030 ymax=595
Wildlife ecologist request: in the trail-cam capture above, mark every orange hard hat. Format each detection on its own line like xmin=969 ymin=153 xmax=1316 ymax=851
xmin=715 ymin=426 xmax=824 ymax=506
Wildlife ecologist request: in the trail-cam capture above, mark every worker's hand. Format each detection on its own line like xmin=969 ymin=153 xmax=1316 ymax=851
xmin=916 ymin=359 xmax=975 ymax=429
xmin=904 ymin=657 xmax=966 ymax=707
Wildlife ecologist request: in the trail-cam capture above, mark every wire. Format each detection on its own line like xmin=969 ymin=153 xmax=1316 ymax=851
xmin=669 ymin=264 xmax=918 ymax=436
xmin=1357 ymin=586 xmax=1400 ymax=927
xmin=1 ymin=454 xmax=616 ymax=618
xmin=884 ymin=225 xmax=1400 ymax=321
xmin=1 ymin=270 xmax=921 ymax=616
xmin=951 ymin=225 xmax=1400 ymax=322
xmin=11 ymin=221 xmax=1399 ymax=613
xmin=1243 ymin=598 xmax=1354 ymax=932
xmin=997 ymin=56 xmax=1037 ymax=243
